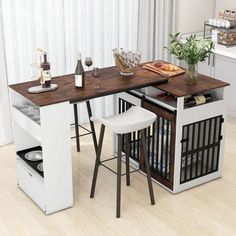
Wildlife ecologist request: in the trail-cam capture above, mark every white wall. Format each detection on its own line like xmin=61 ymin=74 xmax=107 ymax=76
xmin=175 ymin=0 xmax=215 ymax=34
xmin=215 ymin=0 xmax=236 ymax=15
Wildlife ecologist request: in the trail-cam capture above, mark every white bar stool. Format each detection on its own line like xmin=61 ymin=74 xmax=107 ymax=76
xmin=90 ymin=106 xmax=157 ymax=218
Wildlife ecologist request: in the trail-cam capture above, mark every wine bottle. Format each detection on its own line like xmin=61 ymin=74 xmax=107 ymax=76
xmin=75 ymin=52 xmax=85 ymax=87
xmin=41 ymin=52 xmax=50 ymax=70
xmin=185 ymin=94 xmax=212 ymax=107
xmin=41 ymin=52 xmax=51 ymax=87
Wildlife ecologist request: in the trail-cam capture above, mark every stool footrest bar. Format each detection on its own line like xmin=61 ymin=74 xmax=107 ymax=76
xmin=100 ymin=162 xmax=140 ymax=176
xmin=100 ymin=163 xmax=117 ymax=175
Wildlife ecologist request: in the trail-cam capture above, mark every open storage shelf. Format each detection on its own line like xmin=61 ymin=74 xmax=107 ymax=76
xmin=16 ymin=146 xmax=44 ymax=178
xmin=13 ymin=105 xmax=41 ymax=125
xmin=204 ymin=21 xmax=236 ymax=47
xmin=10 ymin=88 xmax=73 ymax=214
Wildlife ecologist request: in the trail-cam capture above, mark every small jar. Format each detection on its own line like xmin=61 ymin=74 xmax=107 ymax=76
xmin=223 ymin=10 xmax=231 ymax=20
xmin=216 ymin=19 xmax=222 ymax=27
xmin=212 ymin=29 xmax=220 ymax=43
xmin=221 ymin=20 xmax=226 ymax=28
xmin=212 ymin=18 xmax=217 ymax=26
xmin=225 ymin=21 xmax=231 ymax=29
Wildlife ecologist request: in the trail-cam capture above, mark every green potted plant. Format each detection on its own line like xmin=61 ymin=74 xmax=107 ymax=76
xmin=167 ymin=33 xmax=215 ymax=85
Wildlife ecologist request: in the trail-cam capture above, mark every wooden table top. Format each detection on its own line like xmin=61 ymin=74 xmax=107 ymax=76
xmin=155 ymin=73 xmax=229 ymax=97
xmin=10 ymin=63 xmax=229 ymax=107
xmin=9 ymin=65 xmax=168 ymax=107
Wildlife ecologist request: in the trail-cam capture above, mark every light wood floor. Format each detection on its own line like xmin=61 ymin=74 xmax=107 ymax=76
xmin=0 ymin=117 xmax=236 ymax=236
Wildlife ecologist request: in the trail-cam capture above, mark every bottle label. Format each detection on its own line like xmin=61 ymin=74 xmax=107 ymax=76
xmin=75 ymin=75 xmax=82 ymax=87
xmin=194 ymin=95 xmax=206 ymax=105
xmin=42 ymin=70 xmax=51 ymax=81
xmin=41 ymin=70 xmax=51 ymax=87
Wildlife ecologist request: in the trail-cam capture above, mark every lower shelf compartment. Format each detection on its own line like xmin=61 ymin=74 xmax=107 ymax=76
xmin=16 ymin=146 xmax=44 ymax=177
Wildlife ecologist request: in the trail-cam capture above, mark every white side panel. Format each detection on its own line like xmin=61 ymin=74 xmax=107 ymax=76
xmin=182 ymin=100 xmax=225 ymax=125
xmin=217 ymin=87 xmax=228 ymax=177
xmin=40 ymin=102 xmax=73 ymax=214
xmin=173 ymin=97 xmax=184 ymax=192
xmin=173 ymin=87 xmax=228 ymax=193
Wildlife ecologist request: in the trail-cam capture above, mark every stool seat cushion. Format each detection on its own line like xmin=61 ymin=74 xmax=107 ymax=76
xmin=91 ymin=106 xmax=156 ymax=134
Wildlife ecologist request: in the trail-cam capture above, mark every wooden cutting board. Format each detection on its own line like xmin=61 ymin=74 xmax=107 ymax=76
xmin=143 ymin=62 xmax=185 ymax=77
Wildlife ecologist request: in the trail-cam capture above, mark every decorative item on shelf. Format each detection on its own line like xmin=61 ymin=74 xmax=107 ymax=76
xmin=166 ymin=33 xmax=214 ymax=85
xmin=28 ymin=49 xmax=57 ymax=94
xmin=113 ymin=48 xmax=141 ymax=76
xmin=204 ymin=10 xmax=236 ymax=47
xmin=218 ymin=31 xmax=236 ymax=46
xmin=40 ymin=50 xmax=52 ymax=88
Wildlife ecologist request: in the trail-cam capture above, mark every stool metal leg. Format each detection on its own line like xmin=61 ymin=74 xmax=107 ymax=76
xmin=90 ymin=124 xmax=105 ymax=198
xmin=141 ymin=129 xmax=155 ymax=205
xmin=125 ymin=134 xmax=130 ymax=186
xmin=86 ymin=101 xmax=98 ymax=153
xmin=117 ymin=134 xmax=122 ymax=218
xmin=73 ymin=104 xmax=80 ymax=152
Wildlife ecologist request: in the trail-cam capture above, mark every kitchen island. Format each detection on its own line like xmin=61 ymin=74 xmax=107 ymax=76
xmin=9 ymin=65 xmax=229 ymax=214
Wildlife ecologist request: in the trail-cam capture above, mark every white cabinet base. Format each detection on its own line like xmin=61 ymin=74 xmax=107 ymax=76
xmin=10 ymin=89 xmax=73 ymax=214
xmin=17 ymin=160 xmax=45 ymax=211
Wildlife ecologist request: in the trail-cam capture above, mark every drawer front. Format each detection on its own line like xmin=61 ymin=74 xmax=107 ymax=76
xmin=17 ymin=161 xmax=45 ymax=211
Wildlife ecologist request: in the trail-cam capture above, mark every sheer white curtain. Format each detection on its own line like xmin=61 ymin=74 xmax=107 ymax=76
xmin=0 ymin=0 xmax=139 ymax=146
xmin=138 ymin=0 xmax=174 ymax=62
xmin=0 ymin=5 xmax=12 ymax=146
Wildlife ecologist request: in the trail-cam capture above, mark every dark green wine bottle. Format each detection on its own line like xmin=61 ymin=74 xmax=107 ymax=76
xmin=75 ymin=52 xmax=85 ymax=87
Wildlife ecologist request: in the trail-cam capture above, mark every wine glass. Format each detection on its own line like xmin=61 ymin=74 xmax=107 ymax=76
xmin=85 ymin=57 xmax=93 ymax=76
xmin=92 ymin=67 xmax=101 ymax=88
xmin=30 ymin=63 xmax=41 ymax=81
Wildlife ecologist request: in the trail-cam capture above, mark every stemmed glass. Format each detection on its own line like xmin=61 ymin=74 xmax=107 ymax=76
xmin=85 ymin=57 xmax=93 ymax=76
xmin=30 ymin=63 xmax=41 ymax=80
xmin=92 ymin=67 xmax=101 ymax=88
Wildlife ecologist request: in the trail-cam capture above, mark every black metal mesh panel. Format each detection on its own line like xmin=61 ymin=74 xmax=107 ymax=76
xmin=147 ymin=118 xmax=172 ymax=180
xmin=118 ymin=97 xmax=173 ymax=181
xmin=180 ymin=116 xmax=223 ymax=184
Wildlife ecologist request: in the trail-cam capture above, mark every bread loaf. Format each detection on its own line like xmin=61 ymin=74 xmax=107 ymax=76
xmin=160 ymin=64 xmax=179 ymax=71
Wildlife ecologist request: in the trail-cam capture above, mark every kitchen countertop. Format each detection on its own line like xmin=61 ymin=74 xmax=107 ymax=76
xmin=214 ymin=43 xmax=236 ymax=59
xmin=9 ymin=65 xmax=168 ymax=106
